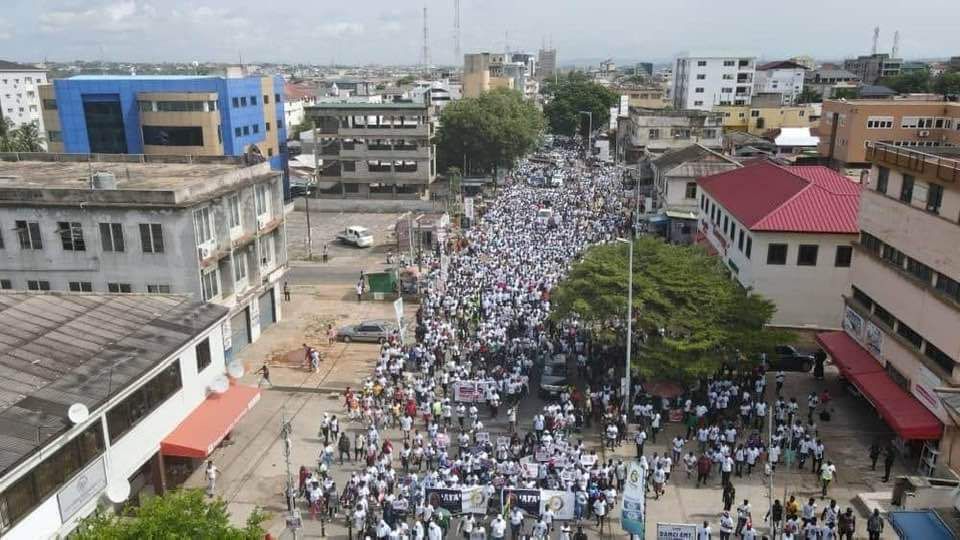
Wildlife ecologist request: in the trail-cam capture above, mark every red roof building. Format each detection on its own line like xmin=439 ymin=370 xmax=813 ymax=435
xmin=696 ymin=160 xmax=861 ymax=329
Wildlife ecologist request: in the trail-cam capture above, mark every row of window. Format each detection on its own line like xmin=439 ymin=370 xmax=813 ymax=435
xmin=900 ymin=116 xmax=958 ymax=130
xmin=701 ymin=195 xmax=754 ymax=259
xmin=860 ymin=231 xmax=960 ymax=305
xmin=0 ymin=278 xmax=171 ymax=294
xmin=765 ymin=243 xmax=852 ymax=267
xmin=138 ymin=100 xmax=218 ymax=113
xmin=0 ymin=338 xmax=212 ymax=532
xmin=231 ymin=93 xmax=281 ymax=108
xmin=7 ymin=221 xmax=163 ymax=254
xmin=875 ymin=166 xmax=945 ymax=215
xmin=233 ymin=121 xmax=277 ymax=138
xmin=694 ymin=59 xmax=751 ymax=68
xmin=852 ymin=286 xmax=956 ymax=374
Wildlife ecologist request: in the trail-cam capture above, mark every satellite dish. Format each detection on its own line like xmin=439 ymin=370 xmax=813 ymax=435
xmin=209 ymin=375 xmax=230 ymax=395
xmin=105 ymin=480 xmax=131 ymax=504
xmin=226 ymin=361 xmax=245 ymax=379
xmin=67 ymin=403 xmax=89 ymax=424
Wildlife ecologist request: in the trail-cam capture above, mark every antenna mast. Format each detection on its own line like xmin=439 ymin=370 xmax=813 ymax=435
xmin=892 ymin=30 xmax=900 ymax=58
xmin=453 ymin=0 xmax=461 ymax=67
xmin=421 ymin=5 xmax=431 ymax=77
xmin=872 ymin=26 xmax=880 ymax=55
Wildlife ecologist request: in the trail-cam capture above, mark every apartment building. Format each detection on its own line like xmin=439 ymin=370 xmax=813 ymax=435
xmin=715 ymin=101 xmax=821 ymax=136
xmin=612 ymin=85 xmax=670 ymax=109
xmin=616 ymin=107 xmax=724 ymax=163
xmin=697 ymin=161 xmax=861 ymax=329
xmin=818 ymin=99 xmax=960 ymax=168
xmin=753 ymin=61 xmax=807 ymax=105
xmin=844 ymin=53 xmax=902 ymax=85
xmin=0 ymin=293 xmax=262 ymax=539
xmin=671 ymin=53 xmax=756 ymax=111
xmin=0 ymin=154 xmax=287 ymax=360
xmin=817 ymin=142 xmax=960 ymax=471
xmin=0 ymin=60 xmax=47 ymax=133
xmin=304 ymin=102 xmax=435 ymax=199
xmin=804 ymin=68 xmax=860 ymax=99
xmin=537 ymin=48 xmax=558 ymax=81
xmin=39 ymin=74 xmax=289 ymax=195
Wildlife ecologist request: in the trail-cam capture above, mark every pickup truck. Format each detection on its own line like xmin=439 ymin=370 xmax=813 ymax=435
xmin=337 ymin=226 xmax=374 ymax=248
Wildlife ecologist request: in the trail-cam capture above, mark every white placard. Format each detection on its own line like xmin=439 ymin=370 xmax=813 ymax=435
xmin=657 ymin=522 xmax=698 ymax=539
xmin=540 ymin=490 xmax=575 ymax=520
xmin=58 ymin=456 xmax=107 ymax=522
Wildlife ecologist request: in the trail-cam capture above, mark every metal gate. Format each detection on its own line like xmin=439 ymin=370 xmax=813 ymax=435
xmin=230 ymin=308 xmax=251 ymax=355
xmin=258 ymin=289 xmax=276 ymax=330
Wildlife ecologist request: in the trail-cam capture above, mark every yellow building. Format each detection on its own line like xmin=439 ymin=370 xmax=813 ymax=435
xmin=715 ymin=103 xmax=821 ymax=136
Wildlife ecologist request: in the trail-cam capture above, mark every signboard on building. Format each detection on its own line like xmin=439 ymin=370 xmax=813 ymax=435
xmin=657 ymin=522 xmax=698 ymax=539
xmin=57 ymin=456 xmax=107 ymax=522
xmin=864 ymin=321 xmax=883 ymax=356
xmin=913 ymin=365 xmax=948 ymax=422
xmin=843 ymin=307 xmax=864 ymax=340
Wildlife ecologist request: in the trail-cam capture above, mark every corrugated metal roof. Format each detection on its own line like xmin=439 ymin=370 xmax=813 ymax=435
xmin=698 ymin=161 xmax=861 ymax=234
xmin=0 ymin=293 xmax=227 ymax=477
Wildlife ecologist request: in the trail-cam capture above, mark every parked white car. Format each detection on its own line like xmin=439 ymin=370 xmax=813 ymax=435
xmin=337 ymin=226 xmax=374 ymax=247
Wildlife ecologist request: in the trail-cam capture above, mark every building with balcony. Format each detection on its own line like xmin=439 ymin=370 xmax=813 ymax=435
xmin=671 ymin=53 xmax=756 ymax=111
xmin=303 ymin=102 xmax=435 ymax=199
xmin=0 ymin=60 xmax=47 ymax=133
xmin=843 ymin=53 xmax=902 ymax=85
xmin=38 ymin=74 xmax=289 ymax=196
xmin=0 ymin=292 xmax=262 ymax=539
xmin=753 ymin=61 xmax=807 ymax=105
xmin=697 ymin=160 xmax=861 ymax=329
xmin=818 ymin=99 xmax=960 ymax=169
xmin=816 ymin=143 xmax=960 ymax=473
xmin=615 ymin=107 xmax=724 ymax=163
xmin=0 ymin=153 xmax=287 ymax=360
xmin=715 ymin=100 xmax=821 ymax=137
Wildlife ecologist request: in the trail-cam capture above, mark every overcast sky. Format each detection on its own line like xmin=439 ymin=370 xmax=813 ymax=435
xmin=3 ymin=0 xmax=959 ymax=66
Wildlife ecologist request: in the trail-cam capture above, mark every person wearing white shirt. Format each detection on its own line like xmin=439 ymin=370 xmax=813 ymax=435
xmin=696 ymin=521 xmax=712 ymax=540
xmin=490 ymin=515 xmax=507 ymax=539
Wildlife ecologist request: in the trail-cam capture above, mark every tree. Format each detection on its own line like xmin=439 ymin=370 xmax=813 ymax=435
xmin=796 ymin=86 xmax=822 ymax=104
xmin=550 ymin=237 xmax=791 ymax=383
xmin=933 ymin=72 xmax=960 ymax=98
xmin=542 ymin=72 xmax=619 ymax=136
xmin=0 ymin=119 xmax=44 ymax=152
xmin=433 ymin=88 xmax=545 ymax=176
xmin=289 ymin=116 xmax=316 ymax=141
xmin=72 ymin=489 xmax=268 ymax=540
xmin=831 ymin=88 xmax=858 ymax=100
xmin=878 ymin=70 xmax=931 ymax=94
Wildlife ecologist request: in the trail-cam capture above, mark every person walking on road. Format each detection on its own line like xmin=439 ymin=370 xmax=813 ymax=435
xmin=869 ymin=441 xmax=881 ymax=470
xmin=256 ymin=363 xmax=272 ymax=388
xmin=867 ymin=509 xmax=884 ymax=540
xmin=205 ymin=460 xmax=218 ymax=497
xmin=718 ymin=510 xmax=734 ymax=540
xmin=838 ymin=507 xmax=856 ymax=540
xmin=356 ymin=280 xmax=364 ymax=302
xmin=882 ymin=445 xmax=896 ymax=482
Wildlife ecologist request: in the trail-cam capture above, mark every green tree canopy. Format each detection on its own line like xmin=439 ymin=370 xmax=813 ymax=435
xmin=72 ymin=489 xmax=268 ymax=540
xmin=542 ymin=72 xmax=619 ymax=136
xmin=796 ymin=86 xmax=822 ymax=104
xmin=832 ymin=88 xmax=858 ymax=100
xmin=0 ymin=119 xmax=44 ymax=152
xmin=433 ymin=88 xmax=545 ymax=175
xmin=933 ymin=72 xmax=960 ymax=98
xmin=878 ymin=70 xmax=931 ymax=94
xmin=550 ymin=237 xmax=790 ymax=383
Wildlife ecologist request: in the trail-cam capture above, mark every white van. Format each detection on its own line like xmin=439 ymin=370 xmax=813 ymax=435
xmin=337 ymin=226 xmax=374 ymax=247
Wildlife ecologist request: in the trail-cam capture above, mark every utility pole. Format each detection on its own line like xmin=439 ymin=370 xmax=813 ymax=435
xmin=767 ymin=406 xmax=774 ymax=539
xmin=307 ymin=127 xmax=318 ymax=260
xmin=281 ymin=408 xmax=300 ymax=538
xmin=421 ymin=5 xmax=431 ymax=78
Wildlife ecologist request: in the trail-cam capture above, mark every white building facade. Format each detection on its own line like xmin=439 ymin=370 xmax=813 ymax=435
xmin=753 ymin=61 xmax=808 ymax=105
xmin=672 ymin=54 xmax=756 ymax=111
xmin=0 ymin=60 xmax=47 ymax=133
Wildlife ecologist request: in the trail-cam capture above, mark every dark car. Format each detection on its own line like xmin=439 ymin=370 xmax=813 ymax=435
xmin=768 ymin=345 xmax=814 ymax=372
xmin=540 ymin=378 xmax=571 ymax=399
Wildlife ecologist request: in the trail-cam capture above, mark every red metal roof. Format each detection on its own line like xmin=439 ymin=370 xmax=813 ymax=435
xmin=697 ymin=161 xmax=860 ymax=234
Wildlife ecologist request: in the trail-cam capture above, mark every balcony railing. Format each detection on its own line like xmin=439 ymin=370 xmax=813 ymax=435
xmin=866 ymin=142 xmax=960 ymax=184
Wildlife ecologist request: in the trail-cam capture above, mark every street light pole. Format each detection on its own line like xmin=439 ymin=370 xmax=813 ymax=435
xmin=617 ymin=237 xmax=634 ymax=410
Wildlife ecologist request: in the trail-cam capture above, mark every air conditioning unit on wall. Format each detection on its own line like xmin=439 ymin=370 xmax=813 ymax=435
xmin=918 ymin=130 xmax=930 ymax=137
xmin=257 ymin=216 xmax=267 ymax=230
xmin=198 ymin=246 xmax=211 ymax=259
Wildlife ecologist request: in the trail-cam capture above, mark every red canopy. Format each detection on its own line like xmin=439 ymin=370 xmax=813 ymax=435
xmin=161 ymin=384 xmax=260 ymax=458
xmin=816 ymin=331 xmax=942 ymax=441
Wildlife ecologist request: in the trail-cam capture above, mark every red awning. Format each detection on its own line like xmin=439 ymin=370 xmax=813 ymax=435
xmin=161 ymin=384 xmax=261 ymax=458
xmin=816 ymin=331 xmax=942 ymax=441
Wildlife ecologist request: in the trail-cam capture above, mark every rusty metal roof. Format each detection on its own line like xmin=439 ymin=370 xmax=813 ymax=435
xmin=0 ymin=293 xmax=227 ymax=477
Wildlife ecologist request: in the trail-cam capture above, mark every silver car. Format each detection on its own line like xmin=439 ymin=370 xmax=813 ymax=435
xmin=338 ymin=320 xmax=397 ymax=343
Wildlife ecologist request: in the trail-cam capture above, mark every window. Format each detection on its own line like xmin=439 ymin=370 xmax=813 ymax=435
xmin=15 ymin=220 xmax=42 ymax=249
xmin=242 ymin=126 xmax=249 ymax=136
xmin=0 ymin=280 xmax=10 ymax=289
xmin=240 ymin=96 xmax=247 ymax=106
xmin=834 ymin=246 xmax=853 ymax=267
xmin=201 ymin=269 xmax=219 ymax=300
xmin=693 ymin=101 xmax=704 ymax=106
xmin=250 ymin=96 xmax=257 ymax=106
xmin=275 ymin=93 xmax=280 ymax=104
xmin=767 ymin=244 xmax=788 ymax=265
xmin=234 ymin=127 xmax=242 ymax=137
xmin=881 ymin=244 xmax=905 ymax=267
xmin=57 ymin=222 xmax=85 ymax=251
xmin=153 ymin=101 xmax=205 ymax=112
xmin=723 ymin=60 xmax=735 ymax=67
xmin=263 ymin=94 xmax=270 ymax=104
xmin=68 ymin=281 xmax=92 ymax=292
xmin=648 ymin=129 xmax=660 ymax=139
xmin=107 ymin=283 xmax=132 ymax=293
xmin=873 ymin=304 xmax=895 ymax=327
xmin=259 ymin=234 xmax=274 ymax=267
xmin=876 ymin=167 xmax=889 ymax=194
xmin=255 ymin=184 xmax=269 ymax=216
xmin=194 ymin=208 xmax=212 ymax=245
xmin=139 ymin=223 xmax=164 ymax=253
xmin=936 ymin=273 xmax=960 ymax=303
xmin=252 ymin=124 xmax=259 ymax=134
xmin=723 ymin=215 xmax=729 ymax=232
xmin=738 ymin=230 xmax=744 ymax=251
xmin=232 ymin=97 xmax=239 ymax=108
xmin=267 ymin=148 xmax=274 ymax=157
xmin=896 ymin=321 xmax=922 ymax=349
xmin=27 ymin=280 xmax=50 ymax=291
xmin=925 ymin=342 xmax=956 ymax=374
xmin=730 ymin=224 xmax=736 ymax=241
xmin=685 ymin=182 xmax=697 ymax=199
xmin=99 ymin=223 xmax=124 ymax=252
xmin=797 ymin=245 xmax=819 ymax=266
xmin=721 ymin=87 xmax=733 ymax=94
xmin=696 ymin=74 xmax=706 ymax=80
xmin=866 ymin=116 xmax=893 ymax=129
xmin=47 ymin=130 xmax=61 ymax=142
xmin=227 ymin=195 xmax=241 ymax=229
xmin=745 ymin=237 xmax=752 ymax=259
xmin=106 ymin=360 xmax=182 ymax=442
xmin=750 ymin=110 xmax=760 ymax=117
xmin=694 ymin=87 xmax=705 ymax=93
xmin=906 ymin=257 xmax=933 ymax=283
xmin=927 ymin=183 xmax=943 ymax=214
xmin=146 ymin=284 xmax=171 ymax=293
xmin=697 ymin=61 xmax=707 ymax=67
xmin=266 ymin=121 xmax=271 ymax=132
xmin=42 ymin=98 xmax=57 ymax=110
xmin=196 ymin=338 xmax=212 ymax=373
xmin=142 ymin=126 xmax=204 ymax=146
xmin=0 ymin=422 xmax=104 ymax=532
xmin=860 ymin=231 xmax=882 ymax=255
xmin=899 ymin=175 xmax=914 ymax=203
xmin=852 ymin=286 xmax=874 ymax=310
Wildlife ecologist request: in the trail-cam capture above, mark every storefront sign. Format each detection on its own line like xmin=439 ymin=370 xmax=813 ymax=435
xmin=657 ymin=522 xmax=698 ymax=539
xmin=913 ymin=365 xmax=948 ymax=421
xmin=864 ymin=321 xmax=883 ymax=356
xmin=843 ymin=307 xmax=864 ymax=340
xmin=621 ymin=462 xmax=646 ymax=536
xmin=57 ymin=456 xmax=107 ymax=522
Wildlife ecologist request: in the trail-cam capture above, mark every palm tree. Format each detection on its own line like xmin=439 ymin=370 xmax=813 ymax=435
xmin=0 ymin=118 xmax=14 ymax=152
xmin=0 ymin=119 xmax=44 ymax=152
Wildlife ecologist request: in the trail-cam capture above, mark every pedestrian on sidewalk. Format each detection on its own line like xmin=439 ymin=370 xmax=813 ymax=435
xmin=283 ymin=281 xmax=291 ymax=301
xmin=882 ymin=445 xmax=896 ymax=482
xmin=205 ymin=460 xmax=218 ymax=497
xmin=721 ymin=483 xmax=735 ymax=512
xmin=838 ymin=507 xmax=856 ymax=540
xmin=356 ymin=280 xmax=364 ymax=302
xmin=338 ymin=432 xmax=351 ymax=464
xmin=322 ymin=244 xmax=328 ymax=263
xmin=256 ymin=363 xmax=272 ymax=388
xmin=766 ymin=499 xmax=783 ymax=534
xmin=869 ymin=441 xmax=881 ymax=470
xmin=820 ymin=460 xmax=836 ymax=498
xmin=867 ymin=509 xmax=884 ymax=540
xmin=718 ymin=510 xmax=734 ymax=540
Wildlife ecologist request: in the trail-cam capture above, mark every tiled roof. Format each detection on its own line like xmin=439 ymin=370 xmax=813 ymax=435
xmin=697 ymin=161 xmax=860 ymax=234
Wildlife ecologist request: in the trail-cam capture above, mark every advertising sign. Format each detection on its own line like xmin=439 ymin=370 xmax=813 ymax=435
xmin=913 ymin=365 xmax=948 ymax=421
xmin=540 ymin=490 xmax=575 ymax=520
xmin=57 ymin=457 xmax=107 ymax=522
xmin=864 ymin=321 xmax=883 ymax=356
xmin=843 ymin=307 xmax=864 ymax=340
xmin=657 ymin=523 xmax=698 ymax=539
xmin=621 ymin=462 xmax=646 ymax=536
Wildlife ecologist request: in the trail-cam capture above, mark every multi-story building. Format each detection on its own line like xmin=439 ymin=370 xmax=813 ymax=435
xmin=304 ymin=102 xmax=435 ymax=199
xmin=843 ymin=53 xmax=902 ymax=85
xmin=671 ymin=53 xmax=756 ymax=111
xmin=804 ymin=68 xmax=861 ymax=99
xmin=0 ymin=154 xmax=287 ymax=359
xmin=537 ymin=48 xmax=558 ymax=81
xmin=715 ymin=99 xmax=821 ymax=136
xmin=817 ymin=142 xmax=960 ymax=472
xmin=616 ymin=107 xmax=724 ymax=163
xmin=753 ymin=61 xmax=807 ymax=105
xmin=463 ymin=53 xmax=537 ymax=100
xmin=0 ymin=292 xmax=263 ymax=539
xmin=697 ymin=161 xmax=861 ymax=329
xmin=612 ymin=85 xmax=670 ymax=109
xmin=38 ymin=73 xmax=289 ymax=195
xmin=0 ymin=60 xmax=47 ymax=133
xmin=818 ymin=99 xmax=960 ymax=168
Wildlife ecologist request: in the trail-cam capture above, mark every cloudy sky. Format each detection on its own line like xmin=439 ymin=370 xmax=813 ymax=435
xmin=2 ymin=0 xmax=959 ymax=65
